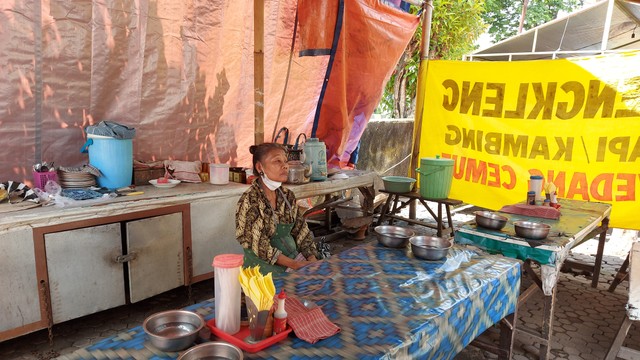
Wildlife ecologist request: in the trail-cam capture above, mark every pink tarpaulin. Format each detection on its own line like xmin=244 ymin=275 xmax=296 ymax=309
xmin=0 ymin=0 xmax=416 ymax=185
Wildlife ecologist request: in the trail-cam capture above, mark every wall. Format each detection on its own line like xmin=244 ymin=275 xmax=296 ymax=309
xmin=357 ymin=118 xmax=414 ymax=177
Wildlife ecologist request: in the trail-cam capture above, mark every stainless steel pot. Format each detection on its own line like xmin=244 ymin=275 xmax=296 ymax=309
xmin=286 ymin=161 xmax=311 ymax=184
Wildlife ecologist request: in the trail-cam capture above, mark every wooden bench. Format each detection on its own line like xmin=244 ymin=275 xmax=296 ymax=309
xmin=376 ymin=190 xmax=462 ymax=237
xmin=608 ymin=251 xmax=630 ymax=293
xmin=605 ymin=239 xmax=639 ymax=360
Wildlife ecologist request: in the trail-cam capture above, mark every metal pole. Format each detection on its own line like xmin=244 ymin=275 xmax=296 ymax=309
xmin=518 ymin=0 xmax=530 ymax=34
xmin=410 ymin=0 xmax=434 ymax=219
xmin=601 ymin=0 xmax=615 ymax=53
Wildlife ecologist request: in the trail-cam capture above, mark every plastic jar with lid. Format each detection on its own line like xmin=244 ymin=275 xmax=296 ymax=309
xmin=212 ymin=254 xmax=244 ymax=334
xmin=529 ymin=175 xmax=544 ymax=201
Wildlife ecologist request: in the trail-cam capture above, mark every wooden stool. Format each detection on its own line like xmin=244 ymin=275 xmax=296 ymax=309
xmin=376 ymin=190 xmax=462 ymax=237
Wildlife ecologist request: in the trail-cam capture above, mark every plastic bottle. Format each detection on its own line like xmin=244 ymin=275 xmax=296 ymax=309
xmin=212 ymin=254 xmax=244 ymax=334
xmin=272 ymin=290 xmax=288 ymax=335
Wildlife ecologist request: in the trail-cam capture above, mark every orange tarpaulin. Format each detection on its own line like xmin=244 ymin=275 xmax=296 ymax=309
xmin=310 ymin=0 xmax=419 ymax=168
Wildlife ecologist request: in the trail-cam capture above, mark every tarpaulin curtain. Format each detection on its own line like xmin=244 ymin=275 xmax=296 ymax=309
xmin=0 ymin=0 xmax=417 ymax=184
xmin=0 ymin=0 xmax=327 ymax=184
xmin=309 ymin=0 xmax=419 ymax=169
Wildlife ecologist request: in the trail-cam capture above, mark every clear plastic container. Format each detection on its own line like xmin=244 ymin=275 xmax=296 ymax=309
xmin=212 ymin=254 xmax=244 ymax=334
xmin=210 ymin=164 xmax=230 ymax=185
xmin=529 ymin=175 xmax=544 ymax=202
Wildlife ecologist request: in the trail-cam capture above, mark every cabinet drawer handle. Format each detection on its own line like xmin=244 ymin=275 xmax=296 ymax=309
xmin=114 ymin=252 xmax=138 ymax=263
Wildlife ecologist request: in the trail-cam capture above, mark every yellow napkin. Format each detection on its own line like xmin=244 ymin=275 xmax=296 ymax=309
xmin=238 ymin=266 xmax=276 ymax=311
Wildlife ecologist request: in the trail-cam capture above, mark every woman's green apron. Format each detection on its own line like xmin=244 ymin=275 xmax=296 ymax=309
xmin=243 ymin=188 xmax=298 ymax=274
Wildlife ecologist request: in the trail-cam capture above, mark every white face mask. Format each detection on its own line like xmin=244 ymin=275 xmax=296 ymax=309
xmin=261 ymin=173 xmax=282 ymax=191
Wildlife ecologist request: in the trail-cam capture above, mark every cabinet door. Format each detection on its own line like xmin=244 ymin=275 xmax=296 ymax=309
xmin=0 ymin=228 xmax=41 ymax=333
xmin=126 ymin=213 xmax=184 ymax=303
xmin=45 ymin=223 xmax=125 ymax=324
xmin=191 ymin=197 xmax=243 ymax=278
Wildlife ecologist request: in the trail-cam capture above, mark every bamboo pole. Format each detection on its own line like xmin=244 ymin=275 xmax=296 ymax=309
xmin=409 ymin=0 xmax=434 ymax=219
xmin=254 ymin=0 xmax=265 ymax=145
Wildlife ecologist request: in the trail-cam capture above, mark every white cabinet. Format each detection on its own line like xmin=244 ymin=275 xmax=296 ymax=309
xmin=126 ymin=213 xmax=184 ymax=302
xmin=45 ymin=223 xmax=125 ymax=324
xmin=0 ymin=228 xmax=41 ymax=333
xmin=42 ymin=212 xmax=186 ymax=323
xmin=190 ymin=197 xmax=242 ymax=280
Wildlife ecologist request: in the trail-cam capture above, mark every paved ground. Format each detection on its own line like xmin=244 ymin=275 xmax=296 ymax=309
xmin=1 ymin=204 xmax=638 ymax=360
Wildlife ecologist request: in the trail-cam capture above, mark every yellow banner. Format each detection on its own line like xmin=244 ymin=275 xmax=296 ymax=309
xmin=419 ymin=51 xmax=640 ymax=230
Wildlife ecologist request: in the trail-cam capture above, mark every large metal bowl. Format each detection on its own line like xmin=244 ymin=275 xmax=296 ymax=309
xmin=409 ymin=236 xmax=452 ymax=261
xmin=178 ymin=341 xmax=244 ymax=360
xmin=143 ymin=310 xmax=205 ymax=352
xmin=474 ymin=211 xmax=508 ymax=230
xmin=513 ymin=221 xmax=551 ymax=240
xmin=374 ymin=225 xmax=415 ymax=248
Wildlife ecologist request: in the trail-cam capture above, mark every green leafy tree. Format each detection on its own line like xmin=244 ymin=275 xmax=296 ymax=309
xmin=377 ymin=0 xmax=585 ymax=118
xmin=483 ymin=0 xmax=583 ymax=43
xmin=378 ymin=0 xmax=486 ymax=118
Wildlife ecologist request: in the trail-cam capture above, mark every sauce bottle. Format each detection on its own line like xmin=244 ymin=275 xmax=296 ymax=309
xmin=273 ymin=290 xmax=288 ymax=335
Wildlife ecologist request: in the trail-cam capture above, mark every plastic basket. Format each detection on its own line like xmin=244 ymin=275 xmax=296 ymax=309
xmin=33 ymin=171 xmax=58 ymax=190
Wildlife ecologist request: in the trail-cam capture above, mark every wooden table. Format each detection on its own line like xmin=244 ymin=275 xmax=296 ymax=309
xmin=287 ymin=170 xmax=378 ymax=231
xmin=455 ymin=199 xmax=611 ymax=360
xmin=59 ymin=243 xmax=521 ymax=360
xmin=0 ymin=172 xmax=378 ymax=342
xmin=376 ymin=190 xmax=462 ymax=237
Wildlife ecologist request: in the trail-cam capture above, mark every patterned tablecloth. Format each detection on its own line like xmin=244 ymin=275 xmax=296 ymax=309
xmin=60 ymin=243 xmax=520 ymax=360
xmin=455 ymin=198 xmax=611 ymax=295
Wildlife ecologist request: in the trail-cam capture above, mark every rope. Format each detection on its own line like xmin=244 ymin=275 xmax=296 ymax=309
xmin=380 ymin=153 xmax=412 ymax=175
xmin=271 ymin=9 xmax=299 ymax=142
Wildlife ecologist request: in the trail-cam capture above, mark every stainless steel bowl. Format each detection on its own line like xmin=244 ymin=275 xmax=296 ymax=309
xmin=178 ymin=341 xmax=244 ymax=360
xmin=513 ymin=221 xmax=551 ymax=240
xmin=409 ymin=236 xmax=452 ymax=260
xmin=374 ymin=225 xmax=415 ymax=248
xmin=474 ymin=211 xmax=508 ymax=230
xmin=143 ymin=310 xmax=205 ymax=352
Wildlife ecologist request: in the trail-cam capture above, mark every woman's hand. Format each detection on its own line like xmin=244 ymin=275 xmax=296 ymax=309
xmin=277 ymin=253 xmax=319 ymax=270
xmin=290 ymin=259 xmax=314 ymax=270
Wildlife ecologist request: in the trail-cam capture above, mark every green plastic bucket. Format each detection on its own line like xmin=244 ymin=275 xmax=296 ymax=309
xmin=416 ymin=156 xmax=454 ymax=199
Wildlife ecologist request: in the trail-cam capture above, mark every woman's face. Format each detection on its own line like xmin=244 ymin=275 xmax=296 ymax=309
xmin=258 ymin=149 xmax=289 ymax=183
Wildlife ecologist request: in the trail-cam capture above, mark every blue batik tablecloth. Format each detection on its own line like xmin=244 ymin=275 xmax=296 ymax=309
xmin=60 ymin=243 xmax=520 ymax=360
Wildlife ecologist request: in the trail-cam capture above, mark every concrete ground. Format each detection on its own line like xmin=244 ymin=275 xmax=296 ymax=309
xmin=1 ymin=204 xmax=638 ymax=360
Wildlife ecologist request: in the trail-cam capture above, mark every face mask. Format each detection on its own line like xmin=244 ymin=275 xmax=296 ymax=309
xmin=261 ymin=173 xmax=282 ymax=191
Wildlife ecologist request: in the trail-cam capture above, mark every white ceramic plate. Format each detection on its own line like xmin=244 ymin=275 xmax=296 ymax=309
xmin=149 ymin=179 xmax=181 ymax=188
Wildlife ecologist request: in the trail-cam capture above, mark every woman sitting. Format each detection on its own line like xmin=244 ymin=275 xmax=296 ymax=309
xmin=236 ymin=143 xmax=319 ymax=274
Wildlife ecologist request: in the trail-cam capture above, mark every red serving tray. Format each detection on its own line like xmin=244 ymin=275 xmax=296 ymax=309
xmin=207 ymin=319 xmax=293 ymax=353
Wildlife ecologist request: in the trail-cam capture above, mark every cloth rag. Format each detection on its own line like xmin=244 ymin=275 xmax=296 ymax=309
xmin=285 ymin=296 xmax=340 ymax=344
xmin=499 ymin=203 xmax=560 ymax=220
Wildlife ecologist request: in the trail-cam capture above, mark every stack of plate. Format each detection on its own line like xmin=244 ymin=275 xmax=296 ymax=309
xmin=57 ymin=170 xmax=96 ymax=189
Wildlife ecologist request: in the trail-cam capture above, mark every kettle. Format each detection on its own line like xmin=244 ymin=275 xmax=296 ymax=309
xmin=286 ymin=161 xmax=312 ymax=184
xmin=290 ymin=133 xmax=307 ymax=163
